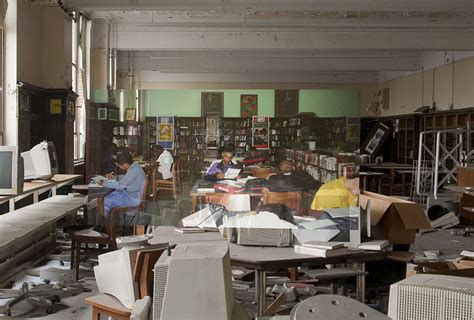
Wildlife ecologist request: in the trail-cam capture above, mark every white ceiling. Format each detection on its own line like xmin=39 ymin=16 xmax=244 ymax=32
xmin=64 ymin=0 xmax=474 ymax=84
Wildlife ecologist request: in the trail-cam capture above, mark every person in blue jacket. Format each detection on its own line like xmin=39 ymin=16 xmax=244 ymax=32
xmin=99 ymin=152 xmax=146 ymax=219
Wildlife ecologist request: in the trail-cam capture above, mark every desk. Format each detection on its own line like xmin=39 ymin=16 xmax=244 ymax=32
xmin=190 ymin=179 xmax=262 ymax=211
xmin=364 ymin=163 xmax=412 ymax=195
xmin=0 ymin=174 xmax=81 ymax=212
xmin=150 ymin=226 xmax=386 ymax=316
xmin=0 ymin=195 xmax=85 ymax=283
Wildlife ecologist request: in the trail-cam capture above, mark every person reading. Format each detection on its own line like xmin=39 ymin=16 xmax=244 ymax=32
xmin=243 ymin=147 xmax=266 ymax=166
xmin=99 ymin=152 xmax=146 ymax=219
xmin=204 ymin=150 xmax=241 ymax=181
xmin=151 ymin=145 xmax=173 ymax=180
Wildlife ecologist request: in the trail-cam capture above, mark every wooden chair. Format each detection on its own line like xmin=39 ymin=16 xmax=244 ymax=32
xmin=71 ymin=178 xmax=149 ymax=280
xmin=205 ymin=193 xmax=251 ymax=211
xmin=262 ymin=189 xmax=302 ymax=210
xmin=85 ymin=245 xmax=167 ymax=320
xmin=153 ymin=162 xmax=179 ymax=199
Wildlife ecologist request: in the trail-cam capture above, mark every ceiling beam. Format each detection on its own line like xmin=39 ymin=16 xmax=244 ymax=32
xmin=130 ymin=70 xmax=378 ymax=85
xmin=117 ymin=55 xmax=420 ymax=72
xmin=64 ymin=0 xmax=474 ymax=12
xmin=114 ymin=30 xmax=474 ymax=51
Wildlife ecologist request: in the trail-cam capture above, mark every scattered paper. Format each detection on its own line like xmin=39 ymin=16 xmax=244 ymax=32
xmin=292 ymin=229 xmax=340 ymax=244
xmin=299 ymin=219 xmax=337 ymax=230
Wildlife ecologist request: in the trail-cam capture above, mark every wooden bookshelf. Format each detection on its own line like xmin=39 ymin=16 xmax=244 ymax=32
xmin=219 ymin=117 xmax=252 ymax=156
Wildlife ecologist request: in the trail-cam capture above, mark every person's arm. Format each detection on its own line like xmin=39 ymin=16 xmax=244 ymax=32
xmin=104 ymin=166 xmax=138 ymax=190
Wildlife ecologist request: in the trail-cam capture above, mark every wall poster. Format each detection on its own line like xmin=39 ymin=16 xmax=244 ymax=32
xmin=252 ymin=116 xmax=270 ymax=150
xmin=240 ymin=94 xmax=258 ymax=117
xmin=157 ymin=116 xmax=174 ymax=149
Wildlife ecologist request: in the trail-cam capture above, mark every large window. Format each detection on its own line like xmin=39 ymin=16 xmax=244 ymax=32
xmin=72 ymin=13 xmax=90 ymax=160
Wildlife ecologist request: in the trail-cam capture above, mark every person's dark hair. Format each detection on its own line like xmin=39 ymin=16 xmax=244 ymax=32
xmin=117 ymin=152 xmax=133 ymax=165
xmin=156 ymin=145 xmax=164 ymax=151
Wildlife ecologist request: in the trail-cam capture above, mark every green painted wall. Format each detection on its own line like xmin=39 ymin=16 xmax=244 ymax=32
xmin=142 ymin=89 xmax=360 ymax=118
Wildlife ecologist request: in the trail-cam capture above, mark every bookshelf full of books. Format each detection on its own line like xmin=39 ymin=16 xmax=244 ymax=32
xmin=219 ymin=118 xmax=252 ymax=156
xmin=278 ymin=148 xmax=359 ymax=183
xmin=174 ymin=117 xmax=206 ymax=162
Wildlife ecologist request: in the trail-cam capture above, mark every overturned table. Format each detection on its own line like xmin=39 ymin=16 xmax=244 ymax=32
xmin=149 ymin=226 xmax=386 ymax=317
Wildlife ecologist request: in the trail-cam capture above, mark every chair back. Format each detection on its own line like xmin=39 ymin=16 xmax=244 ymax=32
xmin=205 ymin=193 xmax=251 ymax=211
xmin=262 ymin=189 xmax=302 ymax=210
xmin=133 ymin=246 xmax=168 ymax=298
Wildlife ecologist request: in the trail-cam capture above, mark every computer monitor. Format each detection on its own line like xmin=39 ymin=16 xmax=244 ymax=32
xmin=153 ymin=243 xmax=236 ymax=320
xmin=21 ymin=141 xmax=59 ymax=180
xmin=388 ymin=274 xmax=474 ymax=320
xmin=94 ymin=247 xmax=138 ymax=309
xmin=0 ymin=146 xmax=24 ymax=195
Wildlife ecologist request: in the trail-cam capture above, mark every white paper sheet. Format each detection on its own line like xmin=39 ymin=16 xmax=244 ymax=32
xmin=292 ymin=228 xmax=340 ymax=244
xmin=224 ymin=168 xmax=241 ymax=179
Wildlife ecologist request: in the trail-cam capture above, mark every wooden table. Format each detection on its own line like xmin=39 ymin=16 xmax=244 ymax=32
xmin=0 ymin=174 xmax=82 ymax=212
xmin=190 ymin=179 xmax=262 ymax=211
xmin=149 ymin=226 xmax=386 ymax=316
xmin=364 ymin=163 xmax=413 ymax=195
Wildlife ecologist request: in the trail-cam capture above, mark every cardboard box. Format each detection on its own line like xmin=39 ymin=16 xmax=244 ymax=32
xmin=359 ymin=191 xmax=431 ymax=244
xmin=406 ymin=260 xmax=474 ymax=278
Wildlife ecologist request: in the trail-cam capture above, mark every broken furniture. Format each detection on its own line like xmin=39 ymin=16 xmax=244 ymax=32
xmin=0 ymin=196 xmax=85 ymax=285
xmin=150 ymin=226 xmax=386 ymax=317
xmin=363 ymin=163 xmax=413 ymax=195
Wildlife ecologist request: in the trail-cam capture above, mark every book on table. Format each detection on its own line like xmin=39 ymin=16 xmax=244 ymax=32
xmin=357 ymin=240 xmax=389 ymax=251
xmin=301 ymin=241 xmax=346 ymax=250
xmin=294 ymin=245 xmax=348 ymax=257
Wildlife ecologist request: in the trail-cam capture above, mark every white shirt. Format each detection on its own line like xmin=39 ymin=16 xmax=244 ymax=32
xmin=157 ymin=150 xmax=174 ymax=179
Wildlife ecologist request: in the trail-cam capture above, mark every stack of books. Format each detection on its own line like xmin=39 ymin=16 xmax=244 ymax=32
xmin=294 ymin=241 xmax=348 ymax=257
xmin=214 ymin=180 xmax=245 ymax=193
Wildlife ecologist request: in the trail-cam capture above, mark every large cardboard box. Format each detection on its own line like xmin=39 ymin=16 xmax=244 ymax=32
xmin=359 ymin=191 xmax=431 ymax=244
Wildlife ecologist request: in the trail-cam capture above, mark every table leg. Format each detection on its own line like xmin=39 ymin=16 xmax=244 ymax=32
xmin=401 ymin=173 xmax=406 ymax=196
xmin=377 ymin=176 xmax=382 ymax=194
xmin=356 ymin=263 xmax=366 ymax=303
xmin=192 ymin=196 xmax=197 ymax=212
xmin=255 ymin=270 xmax=267 ymax=316
xmin=362 ymin=176 xmax=367 ymax=191
xmin=389 ymin=169 xmax=395 ymax=195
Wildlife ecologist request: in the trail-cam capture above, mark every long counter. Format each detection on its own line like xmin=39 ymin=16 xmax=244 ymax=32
xmin=0 ymin=174 xmax=81 ymax=212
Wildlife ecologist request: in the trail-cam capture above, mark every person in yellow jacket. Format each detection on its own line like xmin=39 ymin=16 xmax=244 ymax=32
xmin=311 ymin=174 xmax=360 ymax=210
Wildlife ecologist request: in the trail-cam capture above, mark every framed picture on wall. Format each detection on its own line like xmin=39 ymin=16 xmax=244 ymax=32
xmin=125 ymin=108 xmax=136 ymax=121
xmin=201 ymin=92 xmax=224 ymax=116
xmin=97 ymin=107 xmax=108 ymax=120
xmin=241 ymin=94 xmax=258 ymax=117
xmin=109 ymin=109 xmax=119 ymax=121
xmin=275 ymin=89 xmax=299 ymax=117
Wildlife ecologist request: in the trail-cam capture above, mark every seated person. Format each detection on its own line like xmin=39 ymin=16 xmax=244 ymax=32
xmin=216 ymin=146 xmax=226 ymax=159
xmin=265 ymin=159 xmax=321 ymax=192
xmin=99 ymin=152 xmax=147 ymax=219
xmin=101 ymin=143 xmax=118 ymax=175
xmin=204 ymin=150 xmax=241 ymax=181
xmin=311 ymin=172 xmax=360 ymax=210
xmin=151 ymin=145 xmax=174 ymax=180
xmin=243 ymin=147 xmax=266 ymax=166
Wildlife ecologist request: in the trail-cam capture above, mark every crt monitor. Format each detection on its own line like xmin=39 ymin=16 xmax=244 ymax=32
xmin=0 ymin=146 xmax=24 ymax=195
xmin=21 ymin=141 xmax=59 ymax=180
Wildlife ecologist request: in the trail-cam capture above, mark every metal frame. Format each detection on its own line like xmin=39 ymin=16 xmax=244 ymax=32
xmin=416 ymin=128 xmax=474 ymax=199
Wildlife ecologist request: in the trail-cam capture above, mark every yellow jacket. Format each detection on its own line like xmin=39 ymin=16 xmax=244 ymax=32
xmin=311 ymin=177 xmax=357 ymax=210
